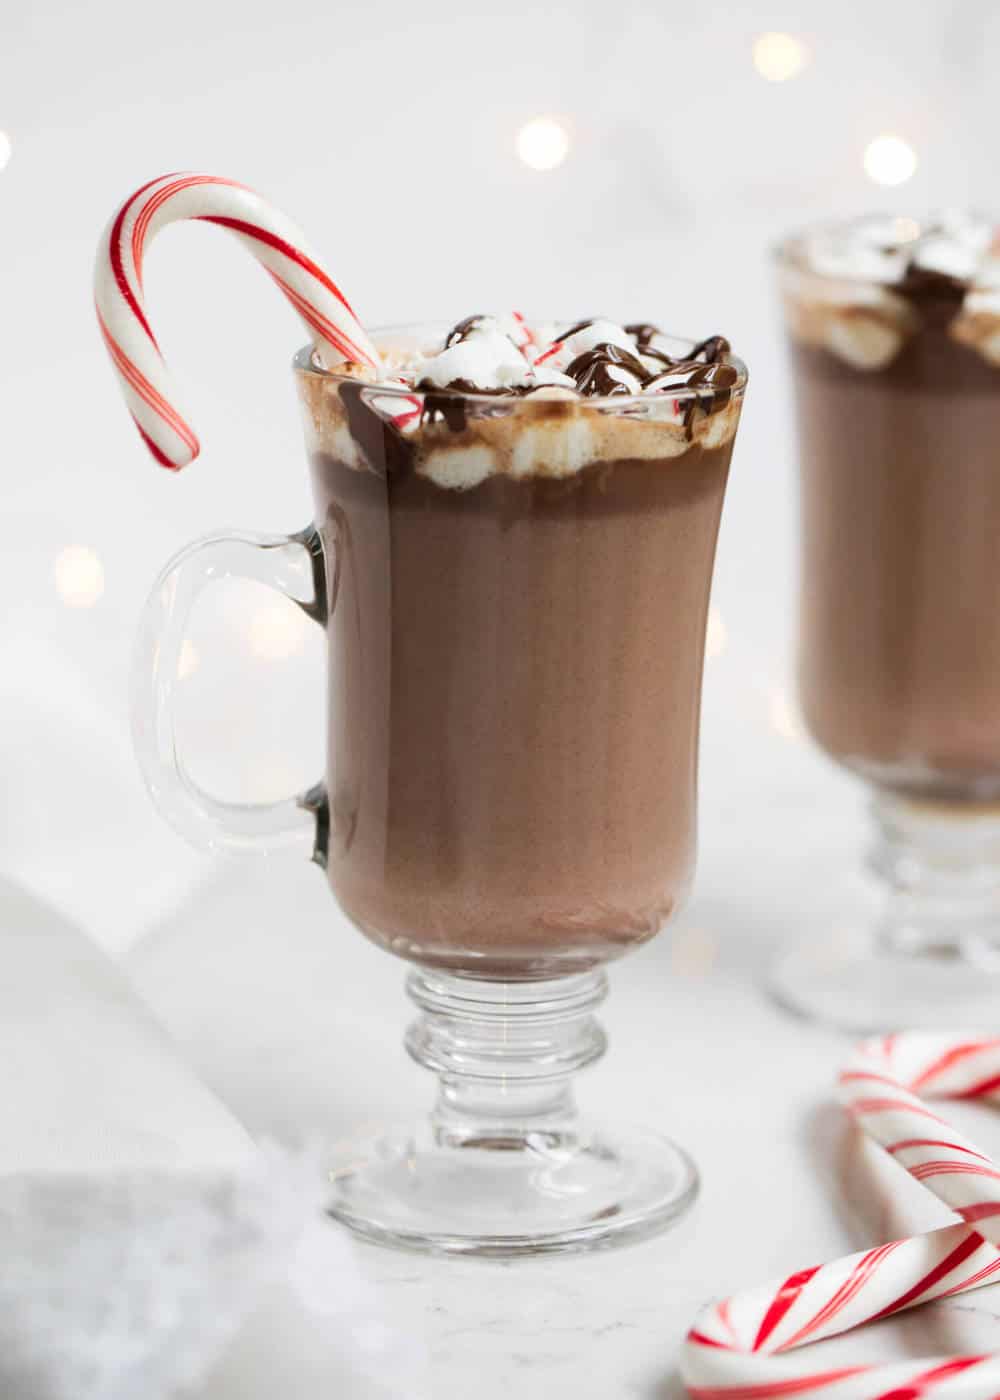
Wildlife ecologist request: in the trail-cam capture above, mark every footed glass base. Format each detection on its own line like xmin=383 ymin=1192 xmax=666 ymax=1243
xmin=771 ymin=930 xmax=1000 ymax=1032
xmin=328 ymin=1119 xmax=697 ymax=1257
xmin=772 ymin=791 xmax=1000 ymax=1032
xmin=326 ymin=968 xmax=698 ymax=1256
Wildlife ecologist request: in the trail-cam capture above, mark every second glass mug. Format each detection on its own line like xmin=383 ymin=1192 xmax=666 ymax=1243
xmin=772 ymin=221 xmax=1000 ymax=1032
xmin=135 ymin=324 xmax=746 ymax=1255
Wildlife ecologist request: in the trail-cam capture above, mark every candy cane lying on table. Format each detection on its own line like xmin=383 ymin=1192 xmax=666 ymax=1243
xmin=683 ymin=1035 xmax=1000 ymax=1400
xmin=94 ymin=172 xmax=383 ymax=470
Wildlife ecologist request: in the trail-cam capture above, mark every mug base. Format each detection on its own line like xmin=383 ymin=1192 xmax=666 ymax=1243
xmin=770 ymin=930 xmax=1000 ymax=1033
xmin=326 ymin=1119 xmax=698 ymax=1257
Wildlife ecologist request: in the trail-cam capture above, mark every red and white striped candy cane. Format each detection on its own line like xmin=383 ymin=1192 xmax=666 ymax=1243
xmin=94 ymin=172 xmax=381 ymax=470
xmin=683 ymin=1034 xmax=1000 ymax=1400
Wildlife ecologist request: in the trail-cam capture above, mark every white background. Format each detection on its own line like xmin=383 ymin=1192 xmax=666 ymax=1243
xmin=5 ymin=0 xmax=998 ymax=952
xmin=6 ymin=6 xmax=1000 ymax=1397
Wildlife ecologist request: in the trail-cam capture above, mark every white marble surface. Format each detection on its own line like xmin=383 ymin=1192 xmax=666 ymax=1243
xmin=123 ymin=833 xmax=1000 ymax=1399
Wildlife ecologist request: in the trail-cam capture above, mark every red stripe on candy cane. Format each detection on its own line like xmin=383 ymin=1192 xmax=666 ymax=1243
xmin=534 ymin=339 xmax=565 ymax=365
xmin=908 ymin=1040 xmax=1000 ymax=1093
xmin=511 ymin=310 xmax=538 ymax=350
xmin=131 ymin=414 xmax=181 ymax=470
xmin=264 ymin=269 xmax=371 ymax=366
xmin=908 ymin=1161 xmax=1000 ymax=1184
xmin=887 ymin=1140 xmax=992 ymax=1161
xmin=891 ymin=1355 xmax=988 ymax=1396
xmin=687 ymin=1366 xmax=871 ymax=1400
xmin=867 ymin=1231 xmax=984 ymax=1322
xmin=95 ymin=171 xmax=380 ymax=469
xmin=682 ymin=1035 xmax=1000 ymax=1400
xmin=97 ymin=313 xmax=200 ymax=455
xmin=779 ymin=1242 xmax=904 ymax=1351
xmin=717 ymin=1298 xmax=739 ymax=1348
xmin=201 ymin=215 xmax=362 ymax=320
xmin=108 ymin=172 xmax=170 ymax=347
xmin=132 ymin=174 xmax=249 ymax=278
xmin=688 ymin=1332 xmax=733 ymax=1352
xmin=849 ymin=1098 xmax=947 ymax=1122
xmin=752 ymin=1267 xmax=821 ymax=1351
xmin=957 ymin=1202 xmax=1000 ymax=1224
xmin=936 ymin=1254 xmax=1000 ymax=1298
xmin=951 ymin=1071 xmax=1000 ymax=1100
xmin=838 ymin=1071 xmax=905 ymax=1089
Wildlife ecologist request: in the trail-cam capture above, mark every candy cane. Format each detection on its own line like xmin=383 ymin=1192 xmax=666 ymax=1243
xmin=94 ymin=172 xmax=381 ymax=470
xmin=683 ymin=1035 xmax=1000 ymax=1400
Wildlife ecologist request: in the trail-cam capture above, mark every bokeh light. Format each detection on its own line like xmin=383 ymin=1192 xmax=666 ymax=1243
xmin=177 ymin=639 xmax=199 ymax=680
xmin=248 ymin=600 xmax=310 ymax=660
xmin=752 ymin=32 xmax=808 ymax=82
xmin=892 ymin=215 xmax=922 ymax=242
xmin=516 ymin=117 xmax=570 ymax=171
xmin=54 ymin=546 xmax=104 ymax=608
xmin=670 ymin=924 xmax=718 ymax=977
xmin=769 ymin=688 xmax=804 ymax=742
xmin=705 ymin=607 xmax=728 ymax=660
xmin=864 ymin=134 xmax=917 ymax=187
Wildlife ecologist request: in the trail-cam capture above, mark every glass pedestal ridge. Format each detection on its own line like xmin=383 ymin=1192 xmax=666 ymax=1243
xmin=772 ymin=793 xmax=1000 ymax=1031
xmin=327 ymin=971 xmax=698 ymax=1256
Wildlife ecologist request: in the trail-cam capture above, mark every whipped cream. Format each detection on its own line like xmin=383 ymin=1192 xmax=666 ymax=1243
xmin=532 ymin=319 xmax=637 ymax=373
xmin=298 ymin=315 xmax=744 ymax=490
xmin=801 ymin=211 xmax=995 ymax=288
xmin=413 ymin=326 xmax=559 ymax=390
xmin=784 ymin=212 xmax=1000 ymax=369
xmin=367 ymin=315 xmax=736 ymax=401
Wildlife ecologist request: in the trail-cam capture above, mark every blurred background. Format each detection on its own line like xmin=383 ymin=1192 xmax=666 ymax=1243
xmin=3 ymin=0 xmax=996 ymax=956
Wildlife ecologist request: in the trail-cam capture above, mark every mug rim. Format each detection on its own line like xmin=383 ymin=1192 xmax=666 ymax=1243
xmin=771 ymin=211 xmax=995 ymax=282
xmin=292 ymin=320 xmax=748 ymax=406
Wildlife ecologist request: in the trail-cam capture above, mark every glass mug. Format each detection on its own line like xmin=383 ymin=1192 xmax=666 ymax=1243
xmin=772 ymin=221 xmax=1000 ymax=1030
xmin=135 ymin=324 xmax=746 ymax=1254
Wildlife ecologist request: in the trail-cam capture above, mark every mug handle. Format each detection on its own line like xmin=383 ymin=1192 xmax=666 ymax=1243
xmin=132 ymin=524 xmax=329 ymax=861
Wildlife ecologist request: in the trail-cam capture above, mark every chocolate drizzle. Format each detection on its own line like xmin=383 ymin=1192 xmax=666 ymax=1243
xmin=565 ymin=325 xmax=736 ymax=425
xmin=434 ymin=315 xmax=737 ymax=408
xmin=559 ymin=317 xmax=602 ymax=341
xmin=688 ymin=334 xmax=731 ymax=364
xmin=337 ymin=379 xmax=415 ymax=476
xmin=818 ymin=221 xmax=976 ymax=309
xmin=421 ymin=389 xmax=472 ymax=433
xmin=565 ymin=342 xmax=650 ymax=396
xmin=445 ymin=314 xmax=491 ymax=347
xmin=624 ymin=323 xmax=673 ymax=369
xmin=896 ymin=264 xmax=968 ymax=334
xmin=624 ymin=323 xmax=661 ymax=350
xmin=340 ymin=318 xmax=738 ymax=455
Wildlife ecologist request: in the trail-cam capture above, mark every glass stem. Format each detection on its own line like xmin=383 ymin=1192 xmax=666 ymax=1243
xmin=404 ymin=969 xmax=608 ymax=1150
xmin=869 ymin=790 xmax=1000 ymax=963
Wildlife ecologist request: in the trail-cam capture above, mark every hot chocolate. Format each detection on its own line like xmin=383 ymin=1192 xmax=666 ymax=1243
xmin=296 ymin=316 xmax=744 ymax=977
xmin=781 ymin=214 xmax=1000 ymax=801
xmin=99 ymin=167 xmax=748 ymax=1249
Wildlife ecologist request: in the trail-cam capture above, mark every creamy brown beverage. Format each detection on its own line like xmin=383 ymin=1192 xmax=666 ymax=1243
xmin=296 ymin=316 xmax=744 ymax=978
xmin=780 ymin=215 xmax=1000 ymax=802
xmin=101 ymin=166 xmax=748 ymax=1247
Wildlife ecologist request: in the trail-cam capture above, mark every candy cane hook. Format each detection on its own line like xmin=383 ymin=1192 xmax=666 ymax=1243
xmin=94 ymin=172 xmax=380 ymax=469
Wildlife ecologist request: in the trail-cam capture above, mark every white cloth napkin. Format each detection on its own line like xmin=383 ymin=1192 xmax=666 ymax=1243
xmin=0 ymin=878 xmax=251 ymax=1174
xmin=0 ymin=877 xmax=272 ymax=1400
xmin=0 ymin=879 xmax=423 ymax=1400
